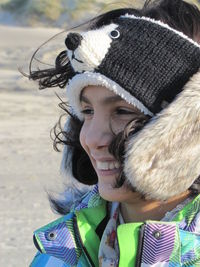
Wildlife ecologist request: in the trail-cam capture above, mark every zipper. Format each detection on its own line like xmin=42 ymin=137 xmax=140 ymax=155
xmin=74 ymin=216 xmax=96 ymax=267
xmin=135 ymin=223 xmax=146 ymax=267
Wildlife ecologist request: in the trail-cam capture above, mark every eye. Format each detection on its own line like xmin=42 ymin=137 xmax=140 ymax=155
xmin=109 ymin=30 xmax=120 ymax=39
xmin=80 ymin=108 xmax=93 ymax=116
xmin=116 ymin=108 xmax=135 ymax=115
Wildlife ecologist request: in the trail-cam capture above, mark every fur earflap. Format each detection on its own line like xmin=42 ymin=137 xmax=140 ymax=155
xmin=124 ymin=70 xmax=200 ymax=200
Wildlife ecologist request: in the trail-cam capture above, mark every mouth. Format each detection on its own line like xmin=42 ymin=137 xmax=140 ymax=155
xmin=96 ymin=161 xmax=120 ymax=171
xmin=94 ymin=160 xmax=121 ymax=177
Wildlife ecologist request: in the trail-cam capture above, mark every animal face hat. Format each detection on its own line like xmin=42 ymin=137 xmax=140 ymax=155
xmin=62 ymin=14 xmax=200 ymax=200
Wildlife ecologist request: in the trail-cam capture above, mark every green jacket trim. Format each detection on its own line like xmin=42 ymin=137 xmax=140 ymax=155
xmin=76 ymin=199 xmax=107 ymax=266
xmin=31 ymin=190 xmax=200 ymax=266
xmin=117 ymin=222 xmax=143 ymax=267
xmin=116 ymin=195 xmax=200 ymax=267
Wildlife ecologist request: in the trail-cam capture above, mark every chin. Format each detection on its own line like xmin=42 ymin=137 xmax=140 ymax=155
xmin=98 ymin=182 xmax=135 ymax=202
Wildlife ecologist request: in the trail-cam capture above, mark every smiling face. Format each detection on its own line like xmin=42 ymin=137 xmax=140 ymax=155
xmin=79 ymin=85 xmax=142 ymax=202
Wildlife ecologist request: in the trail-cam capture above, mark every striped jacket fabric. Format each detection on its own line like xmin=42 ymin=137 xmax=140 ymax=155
xmin=30 ymin=186 xmax=200 ymax=267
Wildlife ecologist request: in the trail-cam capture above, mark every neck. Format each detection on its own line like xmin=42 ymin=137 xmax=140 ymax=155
xmin=120 ymin=190 xmax=191 ymax=223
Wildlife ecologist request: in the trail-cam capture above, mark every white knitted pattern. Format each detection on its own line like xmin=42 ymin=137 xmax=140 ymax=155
xmin=67 ymin=24 xmax=118 ymax=72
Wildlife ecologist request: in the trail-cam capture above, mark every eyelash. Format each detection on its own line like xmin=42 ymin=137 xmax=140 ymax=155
xmin=80 ymin=108 xmax=93 ymax=115
xmin=80 ymin=107 xmax=135 ymax=116
xmin=115 ymin=108 xmax=135 ymax=115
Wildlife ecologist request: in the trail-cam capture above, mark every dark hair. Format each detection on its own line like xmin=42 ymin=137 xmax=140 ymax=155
xmin=29 ymin=0 xmax=200 ymax=214
xmin=51 ymin=100 xmax=98 ymax=185
xmin=143 ymin=0 xmax=200 ymax=42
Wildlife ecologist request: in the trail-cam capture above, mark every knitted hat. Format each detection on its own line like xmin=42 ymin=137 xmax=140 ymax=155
xmin=65 ymin=15 xmax=200 ymax=117
xmin=62 ymin=14 xmax=200 ymax=200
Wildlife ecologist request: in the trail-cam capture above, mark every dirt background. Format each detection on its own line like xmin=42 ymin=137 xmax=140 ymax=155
xmin=0 ymin=25 xmax=67 ymax=266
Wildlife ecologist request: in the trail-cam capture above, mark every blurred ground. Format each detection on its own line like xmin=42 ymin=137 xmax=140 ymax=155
xmin=0 ymin=25 xmax=66 ymax=266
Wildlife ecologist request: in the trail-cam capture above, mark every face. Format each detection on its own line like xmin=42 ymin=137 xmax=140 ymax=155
xmin=79 ymin=85 xmax=141 ymax=202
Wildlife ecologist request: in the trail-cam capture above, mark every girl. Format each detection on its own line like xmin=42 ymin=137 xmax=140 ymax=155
xmin=30 ymin=0 xmax=200 ymax=266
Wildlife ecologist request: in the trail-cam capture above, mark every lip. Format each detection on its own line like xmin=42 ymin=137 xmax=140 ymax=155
xmin=90 ymin=156 xmax=121 ymax=176
xmin=95 ymin=167 xmax=121 ymax=177
xmin=91 ymin=155 xmax=116 ymax=162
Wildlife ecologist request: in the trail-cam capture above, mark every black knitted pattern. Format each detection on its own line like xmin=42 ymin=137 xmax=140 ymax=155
xmin=97 ymin=18 xmax=200 ymax=114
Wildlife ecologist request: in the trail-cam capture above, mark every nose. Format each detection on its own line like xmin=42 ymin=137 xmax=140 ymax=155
xmin=65 ymin=32 xmax=83 ymax=51
xmin=84 ymin=116 xmax=113 ymax=150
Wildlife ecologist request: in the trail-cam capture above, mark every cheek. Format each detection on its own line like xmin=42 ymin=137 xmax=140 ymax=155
xmin=79 ymin=123 xmax=88 ymax=153
xmin=111 ymin=118 xmax=131 ymax=134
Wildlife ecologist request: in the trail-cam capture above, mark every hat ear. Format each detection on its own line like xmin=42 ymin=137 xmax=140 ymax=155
xmin=124 ymin=70 xmax=200 ymax=200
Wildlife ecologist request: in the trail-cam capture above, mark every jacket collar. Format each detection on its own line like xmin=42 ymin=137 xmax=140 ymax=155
xmin=33 ymin=188 xmax=200 ymax=266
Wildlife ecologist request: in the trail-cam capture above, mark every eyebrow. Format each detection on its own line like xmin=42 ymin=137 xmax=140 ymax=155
xmin=80 ymin=93 xmax=123 ymax=105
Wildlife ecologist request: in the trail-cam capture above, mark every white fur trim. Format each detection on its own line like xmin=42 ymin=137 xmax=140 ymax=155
xmin=124 ymin=70 xmax=200 ymax=200
xmin=67 ymin=24 xmax=118 ymax=72
xmin=122 ymin=14 xmax=200 ymax=48
xmin=66 ymin=72 xmax=153 ymax=118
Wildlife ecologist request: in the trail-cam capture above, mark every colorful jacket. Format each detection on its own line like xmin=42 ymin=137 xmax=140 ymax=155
xmin=30 ymin=186 xmax=200 ymax=267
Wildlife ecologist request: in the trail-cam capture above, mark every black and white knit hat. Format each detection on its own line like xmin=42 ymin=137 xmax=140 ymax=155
xmin=62 ymin=14 xmax=200 ymax=200
xmin=65 ymin=14 xmax=200 ymax=117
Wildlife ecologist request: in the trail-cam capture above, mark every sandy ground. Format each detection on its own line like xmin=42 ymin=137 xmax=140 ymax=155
xmin=0 ymin=25 xmax=68 ymax=266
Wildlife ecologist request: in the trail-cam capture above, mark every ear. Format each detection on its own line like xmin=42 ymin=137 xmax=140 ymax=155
xmin=124 ymin=70 xmax=200 ymax=200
